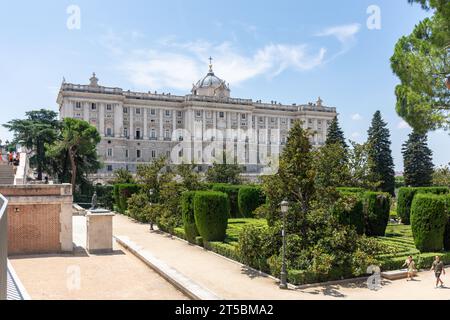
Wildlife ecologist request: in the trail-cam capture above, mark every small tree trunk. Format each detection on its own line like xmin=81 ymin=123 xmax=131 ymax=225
xmin=69 ymin=148 xmax=77 ymax=187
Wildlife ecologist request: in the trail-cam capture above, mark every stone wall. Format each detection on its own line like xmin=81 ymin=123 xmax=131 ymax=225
xmin=0 ymin=184 xmax=73 ymax=255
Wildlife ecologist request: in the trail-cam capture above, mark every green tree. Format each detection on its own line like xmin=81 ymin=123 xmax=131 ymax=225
xmin=47 ymin=118 xmax=101 ymax=187
xmin=135 ymin=156 xmax=168 ymax=201
xmin=206 ymin=152 xmax=242 ymax=184
xmin=176 ymin=163 xmax=203 ymax=191
xmin=367 ymin=111 xmax=396 ymax=196
xmin=347 ymin=141 xmax=380 ymax=190
xmin=111 ymin=168 xmax=135 ymax=184
xmin=390 ymin=0 xmax=450 ymax=133
xmin=325 ymin=116 xmax=348 ymax=150
xmin=3 ymin=109 xmax=60 ymax=180
xmin=433 ymin=163 xmax=450 ymax=187
xmin=402 ymin=130 xmax=434 ymax=187
xmin=314 ymin=143 xmax=351 ymax=203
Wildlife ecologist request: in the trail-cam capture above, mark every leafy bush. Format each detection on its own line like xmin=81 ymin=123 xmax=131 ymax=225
xmin=336 ymin=187 xmax=366 ymax=194
xmin=332 ymin=192 xmax=365 ymax=235
xmin=193 ymin=191 xmax=230 ymax=242
xmin=397 ymin=187 xmax=449 ymax=225
xmin=363 ymin=192 xmax=391 ymax=236
xmin=238 ymin=186 xmax=266 ymax=218
xmin=116 ymin=184 xmax=140 ymax=214
xmin=181 ymin=191 xmax=199 ymax=244
xmin=211 ymin=184 xmax=243 ymax=217
xmin=95 ymin=185 xmax=114 ymax=210
xmin=237 ymin=224 xmax=281 ymax=273
xmin=127 ymin=193 xmax=149 ymax=222
xmin=444 ymin=196 xmax=450 ymax=251
xmin=411 ymin=194 xmax=447 ymax=252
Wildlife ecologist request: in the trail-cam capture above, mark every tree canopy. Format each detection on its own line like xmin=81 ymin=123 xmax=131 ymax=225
xmin=3 ymin=109 xmax=60 ymax=180
xmin=391 ymin=0 xmax=450 ymax=133
xmin=402 ymin=130 xmax=434 ymax=187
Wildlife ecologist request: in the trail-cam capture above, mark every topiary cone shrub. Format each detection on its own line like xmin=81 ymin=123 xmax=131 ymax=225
xmin=411 ymin=194 xmax=448 ymax=252
xmin=181 ymin=191 xmax=199 ymax=244
xmin=238 ymin=186 xmax=266 ymax=218
xmin=398 ymin=187 xmax=449 ymax=225
xmin=363 ymin=192 xmax=391 ymax=236
xmin=194 ymin=191 xmax=230 ymax=242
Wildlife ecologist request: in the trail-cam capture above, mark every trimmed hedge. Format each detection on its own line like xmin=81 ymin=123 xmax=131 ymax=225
xmin=363 ymin=192 xmax=391 ymax=237
xmin=181 ymin=191 xmax=199 ymax=244
xmin=332 ymin=192 xmax=365 ymax=235
xmin=115 ymin=184 xmax=141 ymax=213
xmin=411 ymin=194 xmax=448 ymax=252
xmin=444 ymin=196 xmax=450 ymax=251
xmin=194 ymin=191 xmax=230 ymax=242
xmin=211 ymin=184 xmax=243 ymax=218
xmin=336 ymin=187 xmax=366 ymax=194
xmin=238 ymin=186 xmax=265 ymax=218
xmin=397 ymin=187 xmax=449 ymax=225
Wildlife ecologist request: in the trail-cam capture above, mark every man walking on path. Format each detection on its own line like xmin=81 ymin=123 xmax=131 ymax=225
xmin=431 ymin=256 xmax=446 ymax=288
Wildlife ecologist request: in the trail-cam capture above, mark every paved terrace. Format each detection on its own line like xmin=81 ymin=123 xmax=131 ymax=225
xmin=9 ymin=216 xmax=187 ymax=300
xmin=114 ymin=214 xmax=450 ymax=300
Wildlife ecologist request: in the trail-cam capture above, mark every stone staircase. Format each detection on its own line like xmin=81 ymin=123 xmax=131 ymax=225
xmin=0 ymin=164 xmax=14 ymax=185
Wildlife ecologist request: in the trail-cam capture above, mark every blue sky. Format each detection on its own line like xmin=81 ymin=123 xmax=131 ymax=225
xmin=1 ymin=0 xmax=448 ymax=170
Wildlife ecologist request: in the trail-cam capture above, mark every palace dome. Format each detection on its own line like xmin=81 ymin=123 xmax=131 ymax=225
xmin=192 ymin=58 xmax=230 ymax=98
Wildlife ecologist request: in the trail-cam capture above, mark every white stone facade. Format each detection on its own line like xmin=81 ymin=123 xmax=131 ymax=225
xmin=57 ymin=67 xmax=337 ymax=176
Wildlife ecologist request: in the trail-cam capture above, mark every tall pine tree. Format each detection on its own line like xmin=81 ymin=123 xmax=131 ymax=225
xmin=402 ymin=130 xmax=434 ymax=187
xmin=367 ymin=111 xmax=396 ymax=196
xmin=325 ymin=116 xmax=348 ymax=150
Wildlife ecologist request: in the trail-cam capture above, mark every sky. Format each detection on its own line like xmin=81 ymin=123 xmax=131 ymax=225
xmin=0 ymin=0 xmax=448 ymax=171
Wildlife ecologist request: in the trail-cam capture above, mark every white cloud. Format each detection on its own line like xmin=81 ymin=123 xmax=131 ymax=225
xmin=397 ymin=120 xmax=411 ymax=130
xmin=120 ymin=40 xmax=327 ymax=91
xmin=351 ymin=113 xmax=363 ymax=121
xmin=317 ymin=23 xmax=361 ymax=45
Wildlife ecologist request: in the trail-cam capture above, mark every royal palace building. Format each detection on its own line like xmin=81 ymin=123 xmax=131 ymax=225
xmin=57 ymin=61 xmax=337 ymax=177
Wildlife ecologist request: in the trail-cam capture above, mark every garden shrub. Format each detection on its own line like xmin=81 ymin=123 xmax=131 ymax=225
xmin=336 ymin=187 xmax=366 ymax=194
xmin=444 ymin=196 xmax=450 ymax=251
xmin=116 ymin=184 xmax=140 ymax=214
xmin=181 ymin=191 xmax=199 ymax=244
xmin=411 ymin=194 xmax=447 ymax=252
xmin=95 ymin=185 xmax=114 ymax=210
xmin=397 ymin=187 xmax=449 ymax=225
xmin=332 ymin=192 xmax=365 ymax=235
xmin=238 ymin=186 xmax=266 ymax=218
xmin=287 ymin=270 xmax=317 ymax=286
xmin=363 ymin=192 xmax=391 ymax=237
xmin=127 ymin=193 xmax=149 ymax=222
xmin=211 ymin=184 xmax=243 ymax=218
xmin=193 ymin=191 xmax=229 ymax=242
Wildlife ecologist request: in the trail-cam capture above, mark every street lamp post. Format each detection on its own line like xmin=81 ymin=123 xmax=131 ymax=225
xmin=279 ymin=200 xmax=289 ymax=290
xmin=149 ymin=189 xmax=154 ymax=231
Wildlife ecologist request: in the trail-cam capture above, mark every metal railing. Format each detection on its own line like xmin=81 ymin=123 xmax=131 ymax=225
xmin=0 ymin=193 xmax=8 ymax=300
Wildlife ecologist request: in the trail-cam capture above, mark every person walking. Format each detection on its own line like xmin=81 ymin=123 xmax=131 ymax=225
xmin=431 ymin=256 xmax=446 ymax=288
xmin=402 ymin=256 xmax=416 ymax=281
xmin=8 ymin=151 xmax=13 ymax=165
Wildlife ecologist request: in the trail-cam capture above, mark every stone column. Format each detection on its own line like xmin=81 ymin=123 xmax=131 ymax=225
xmin=114 ymin=104 xmax=123 ymax=138
xmin=159 ymin=109 xmax=164 ymax=140
xmin=129 ymin=107 xmax=134 ymax=140
xmin=143 ymin=108 xmax=148 ymax=139
xmin=172 ymin=110 xmax=176 ymax=135
xmin=99 ymin=103 xmax=105 ymax=136
xmin=202 ymin=110 xmax=206 ymax=140
xmin=265 ymin=116 xmax=269 ymax=144
xmin=84 ymin=102 xmax=89 ymax=122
